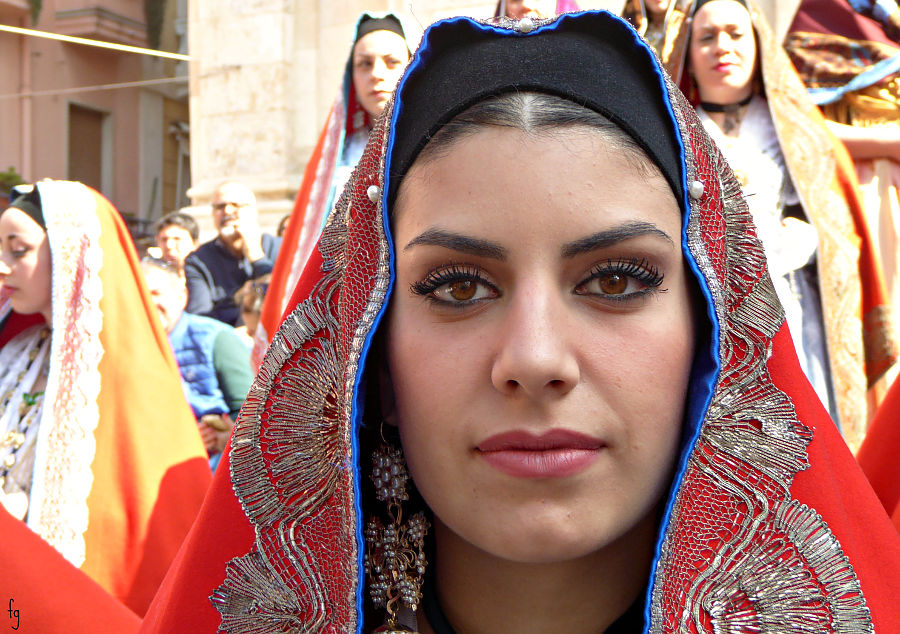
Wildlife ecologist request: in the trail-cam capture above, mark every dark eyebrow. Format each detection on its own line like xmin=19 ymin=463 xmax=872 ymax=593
xmin=404 ymin=228 xmax=507 ymax=261
xmin=561 ymin=221 xmax=675 ymax=258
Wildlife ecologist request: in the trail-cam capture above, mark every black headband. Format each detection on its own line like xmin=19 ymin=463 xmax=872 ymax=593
xmin=3 ymin=185 xmax=46 ymax=231
xmin=355 ymin=15 xmax=405 ymax=42
xmin=387 ymin=13 xmax=684 ymax=210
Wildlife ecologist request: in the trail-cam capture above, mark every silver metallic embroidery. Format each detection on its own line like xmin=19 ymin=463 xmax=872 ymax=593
xmin=213 ymin=100 xmax=398 ymax=632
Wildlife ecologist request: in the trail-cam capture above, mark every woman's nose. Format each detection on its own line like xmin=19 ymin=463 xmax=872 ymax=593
xmin=371 ymin=58 xmax=388 ymax=81
xmin=714 ymin=32 xmax=730 ymax=53
xmin=490 ymin=288 xmax=580 ymax=398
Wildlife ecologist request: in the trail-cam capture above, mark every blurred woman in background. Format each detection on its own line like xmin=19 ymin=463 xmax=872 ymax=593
xmin=256 ymin=12 xmax=411 ymax=368
xmin=684 ymin=0 xmax=896 ymax=450
xmin=0 ymin=181 xmax=210 ymax=619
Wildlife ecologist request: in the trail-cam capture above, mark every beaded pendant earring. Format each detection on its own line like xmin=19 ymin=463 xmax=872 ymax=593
xmin=365 ymin=442 xmax=430 ymax=633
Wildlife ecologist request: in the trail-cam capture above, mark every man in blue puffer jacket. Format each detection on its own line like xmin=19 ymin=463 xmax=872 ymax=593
xmin=142 ymin=258 xmax=253 ymax=471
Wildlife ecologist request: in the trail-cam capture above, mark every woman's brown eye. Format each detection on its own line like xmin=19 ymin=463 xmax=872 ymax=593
xmin=599 ymin=273 xmax=628 ymax=295
xmin=448 ymin=280 xmax=476 ymax=301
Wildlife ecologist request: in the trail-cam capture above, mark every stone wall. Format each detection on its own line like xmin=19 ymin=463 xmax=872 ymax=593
xmin=186 ymin=0 xmax=621 ymax=237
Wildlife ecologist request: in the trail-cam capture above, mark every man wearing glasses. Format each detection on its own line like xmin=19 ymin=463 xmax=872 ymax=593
xmin=184 ymin=182 xmax=281 ymax=326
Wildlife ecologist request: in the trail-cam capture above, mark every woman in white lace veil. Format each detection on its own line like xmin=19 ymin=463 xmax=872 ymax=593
xmin=0 ymin=181 xmax=211 ymax=617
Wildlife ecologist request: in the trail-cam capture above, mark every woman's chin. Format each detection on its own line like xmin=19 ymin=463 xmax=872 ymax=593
xmin=9 ymin=300 xmax=40 ymax=316
xmin=434 ymin=500 xmax=661 ymax=567
xmin=448 ymin=521 xmax=623 ymax=566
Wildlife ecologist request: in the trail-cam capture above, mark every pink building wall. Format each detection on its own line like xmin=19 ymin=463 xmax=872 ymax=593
xmin=0 ymin=0 xmax=152 ymax=216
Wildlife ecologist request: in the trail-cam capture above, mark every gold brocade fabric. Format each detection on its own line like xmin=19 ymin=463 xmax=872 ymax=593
xmin=821 ymin=83 xmax=900 ymax=127
xmin=743 ymin=0 xmax=897 ymax=452
xmin=784 ymin=29 xmax=900 ymax=395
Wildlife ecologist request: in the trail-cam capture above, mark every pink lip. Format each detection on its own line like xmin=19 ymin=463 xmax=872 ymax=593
xmin=714 ymin=62 xmax=736 ymax=72
xmin=476 ymin=430 xmax=605 ymax=479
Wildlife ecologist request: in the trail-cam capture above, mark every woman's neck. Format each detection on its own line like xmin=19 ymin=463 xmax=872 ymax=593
xmin=701 ymin=93 xmax=755 ymax=137
xmin=420 ymin=515 xmax=656 ymax=634
xmin=704 ymin=109 xmax=745 ymax=137
xmin=648 ymin=11 xmax=666 ymax=28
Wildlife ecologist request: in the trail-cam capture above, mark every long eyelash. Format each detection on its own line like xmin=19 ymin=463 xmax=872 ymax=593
xmin=590 ymin=257 xmax=665 ymax=288
xmin=410 ymin=263 xmax=489 ymax=297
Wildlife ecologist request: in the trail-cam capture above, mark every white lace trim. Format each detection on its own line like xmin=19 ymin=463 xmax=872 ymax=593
xmin=26 ymin=181 xmax=105 ymax=568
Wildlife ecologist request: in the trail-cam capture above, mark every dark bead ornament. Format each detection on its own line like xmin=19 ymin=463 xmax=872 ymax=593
xmin=365 ymin=443 xmax=430 ymax=633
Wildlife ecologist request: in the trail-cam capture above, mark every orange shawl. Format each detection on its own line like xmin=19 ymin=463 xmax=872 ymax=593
xmin=0 ymin=181 xmax=211 ymax=617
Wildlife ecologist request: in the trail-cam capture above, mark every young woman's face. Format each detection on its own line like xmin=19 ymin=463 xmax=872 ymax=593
xmin=352 ymin=30 xmax=409 ymax=119
xmin=387 ymin=126 xmax=695 ymax=564
xmin=0 ymin=208 xmax=52 ymax=322
xmin=689 ymin=0 xmax=757 ymax=104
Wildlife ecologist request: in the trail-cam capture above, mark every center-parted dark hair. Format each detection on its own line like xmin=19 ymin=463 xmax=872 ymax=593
xmin=410 ymin=91 xmax=661 ymax=179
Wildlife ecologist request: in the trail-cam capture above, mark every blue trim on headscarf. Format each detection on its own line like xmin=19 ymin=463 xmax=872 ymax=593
xmin=357 ymin=11 xmax=722 ymax=632
xmin=336 ymin=13 xmax=413 ymax=629
xmin=807 ymin=50 xmax=900 ymax=105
